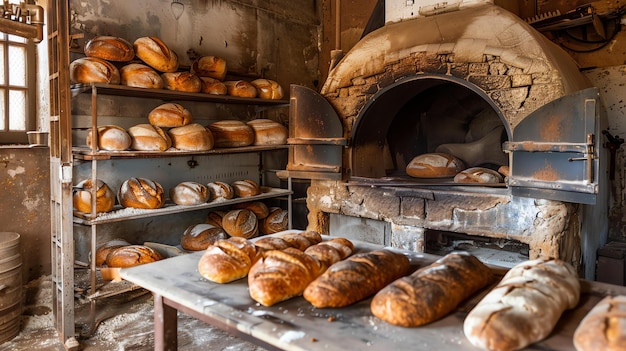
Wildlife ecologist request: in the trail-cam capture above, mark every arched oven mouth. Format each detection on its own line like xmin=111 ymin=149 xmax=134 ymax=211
xmin=349 ymin=74 xmax=510 ymax=187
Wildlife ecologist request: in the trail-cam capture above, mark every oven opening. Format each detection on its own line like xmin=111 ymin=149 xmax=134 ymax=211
xmin=423 ymin=229 xmax=530 ymax=268
xmin=351 ymin=77 xmax=510 ymax=183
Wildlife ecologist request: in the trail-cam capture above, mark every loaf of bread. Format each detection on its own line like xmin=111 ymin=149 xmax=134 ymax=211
xmin=128 ymin=124 xmax=172 ymax=151
xmin=84 ymin=36 xmax=135 ymax=62
xmin=573 ymin=295 xmax=626 ymax=351
xmin=117 ymin=177 xmax=166 ymax=209
xmin=133 ymin=36 xmax=179 ymax=73
xmin=454 ymin=167 xmax=504 ymax=184
xmin=69 ymin=57 xmax=120 ymax=84
xmin=498 ymin=165 xmax=510 ymax=177
xmin=248 ymin=247 xmax=324 ymax=306
xmin=168 ymin=123 xmax=214 ymax=151
xmin=180 ymin=223 xmax=228 ymax=251
xmin=371 ymin=252 xmax=493 ymax=327
xmin=463 ymin=259 xmax=580 ymax=351
xmin=278 ymin=230 xmax=322 ymax=250
xmin=250 ymin=79 xmax=284 ymax=100
xmin=253 ymin=236 xmax=292 ymax=251
xmin=233 ymin=201 xmax=269 ymax=219
xmin=222 ymin=209 xmax=259 ymax=239
xmin=205 ymin=210 xmax=226 ymax=228
xmin=246 ymin=119 xmax=288 ymax=145
xmin=86 ymin=125 xmax=132 ymax=151
xmin=260 ymin=207 xmax=288 ymax=235
xmin=304 ymin=237 xmax=354 ymax=269
xmin=105 ymin=244 xmax=163 ymax=268
xmin=200 ymin=77 xmax=228 ymax=95
xmin=406 ymin=153 xmax=465 ymax=178
xmin=73 ymin=178 xmax=116 ymax=214
xmin=303 ymin=249 xmax=411 ymax=308
xmin=206 ymin=181 xmax=234 ymax=201
xmin=95 ymin=239 xmax=131 ymax=266
xmin=161 ymin=72 xmax=202 ymax=93
xmin=224 ymin=80 xmax=257 ymax=98
xmin=191 ymin=56 xmax=227 ymax=81
xmin=197 ymin=237 xmax=259 ymax=283
xmin=120 ymin=63 xmax=164 ymax=89
xmin=231 ymin=179 xmax=260 ymax=197
xmin=169 ymin=181 xmax=209 ymax=205
xmin=148 ymin=103 xmax=192 ymax=128
xmin=207 ymin=120 xmax=255 ymax=148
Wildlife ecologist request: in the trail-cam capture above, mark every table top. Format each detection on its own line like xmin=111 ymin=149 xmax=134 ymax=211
xmin=120 ymin=234 xmax=626 ymax=351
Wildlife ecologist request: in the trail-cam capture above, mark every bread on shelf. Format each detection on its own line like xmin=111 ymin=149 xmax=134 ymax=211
xmin=206 ymin=182 xmax=234 ymax=200
xmin=246 ymin=119 xmax=288 ymax=145
xmin=105 ymin=244 xmax=163 ymax=268
xmin=133 ymin=36 xmax=179 ymax=73
xmin=161 ymin=72 xmax=202 ymax=93
xmin=95 ymin=239 xmax=131 ymax=266
xmin=250 ymin=79 xmax=284 ymax=100
xmin=191 ymin=56 xmax=227 ymax=81
xmin=222 ymin=209 xmax=259 ymax=239
xmin=207 ymin=120 xmax=255 ymax=148
xmin=117 ymin=177 xmax=166 ymax=209
xmin=84 ymin=35 xmax=135 ymax=62
xmin=148 ymin=102 xmax=192 ymax=128
xmin=180 ymin=223 xmax=228 ymax=251
xmin=70 ymin=57 xmax=120 ymax=84
xmin=259 ymin=207 xmax=289 ymax=235
xmin=168 ymin=123 xmax=214 ymax=151
xmin=86 ymin=125 xmax=132 ymax=151
xmin=224 ymin=80 xmax=257 ymax=98
xmin=169 ymin=181 xmax=210 ymax=205
xmin=406 ymin=152 xmax=465 ymax=178
xmin=128 ymin=124 xmax=172 ymax=151
xmin=120 ymin=63 xmax=164 ymax=89
xmin=231 ymin=179 xmax=260 ymax=197
xmin=199 ymin=77 xmax=228 ymax=95
xmin=73 ymin=178 xmax=116 ymax=214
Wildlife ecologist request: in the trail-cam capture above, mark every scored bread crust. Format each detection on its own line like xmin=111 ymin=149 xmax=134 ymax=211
xmin=120 ymin=63 xmax=164 ymax=89
xmin=406 ymin=152 xmax=465 ymax=178
xmin=84 ymin=36 xmax=135 ymax=62
xmin=118 ymin=177 xmax=166 ymax=209
xmin=134 ymin=36 xmax=179 ymax=73
xmin=248 ymin=247 xmax=324 ymax=306
xmin=180 ymin=223 xmax=228 ymax=251
xmin=303 ymin=249 xmax=411 ymax=308
xmin=148 ymin=103 xmax=192 ymax=128
xmin=463 ymin=259 xmax=580 ymax=351
xmin=72 ymin=178 xmax=116 ymax=214
xmin=128 ymin=124 xmax=172 ymax=151
xmin=197 ymin=237 xmax=258 ymax=283
xmin=573 ymin=295 xmax=626 ymax=351
xmin=222 ymin=209 xmax=259 ymax=239
xmin=105 ymin=245 xmax=163 ymax=268
xmin=371 ymin=252 xmax=493 ymax=327
xmin=69 ymin=57 xmax=120 ymax=84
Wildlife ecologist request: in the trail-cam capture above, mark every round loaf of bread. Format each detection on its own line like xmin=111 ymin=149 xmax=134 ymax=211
xmin=148 ymin=103 xmax=192 ymax=128
xmin=181 ymin=223 xmax=228 ymax=251
xmin=278 ymin=230 xmax=322 ymax=250
xmin=128 ymin=124 xmax=172 ymax=151
xmin=224 ymin=80 xmax=257 ymax=98
xmin=234 ymin=201 xmax=269 ymax=219
xmin=453 ymin=167 xmax=504 ymax=184
xmin=105 ymin=244 xmax=163 ymax=268
xmin=191 ymin=56 xmax=227 ymax=81
xmin=200 ymin=77 xmax=228 ymax=95
xmin=207 ymin=120 xmax=255 ymax=148
xmin=197 ymin=237 xmax=258 ymax=283
xmin=168 ymin=123 xmax=214 ymax=151
xmin=253 ymin=236 xmax=292 ymax=251
xmin=86 ymin=125 xmax=132 ymax=151
xmin=95 ymin=239 xmax=131 ymax=266
xmin=406 ymin=153 xmax=465 ymax=178
xmin=246 ymin=119 xmax=288 ymax=145
xmin=133 ymin=36 xmax=179 ymax=73
xmin=84 ymin=36 xmax=135 ymax=62
xmin=169 ymin=181 xmax=209 ymax=205
xmin=69 ymin=57 xmax=120 ymax=84
xmin=120 ymin=63 xmax=164 ymax=89
xmin=162 ymin=72 xmax=202 ymax=93
xmin=118 ymin=177 xmax=166 ymax=209
xmin=222 ymin=209 xmax=259 ymax=239
xmin=250 ymin=79 xmax=284 ymax=100
xmin=260 ymin=207 xmax=289 ymax=235
xmin=205 ymin=210 xmax=227 ymax=228
xmin=73 ymin=178 xmax=116 ymax=214
xmin=206 ymin=181 xmax=234 ymax=201
xmin=231 ymin=179 xmax=260 ymax=197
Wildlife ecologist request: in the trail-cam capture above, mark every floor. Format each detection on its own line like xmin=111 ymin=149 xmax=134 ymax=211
xmin=0 ymin=275 xmax=267 ymax=351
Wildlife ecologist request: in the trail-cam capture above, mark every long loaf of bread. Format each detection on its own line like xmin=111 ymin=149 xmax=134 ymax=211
xmin=463 ymin=258 xmax=580 ymax=351
xmin=197 ymin=237 xmax=259 ymax=283
xmin=303 ymin=249 xmax=411 ymax=308
xmin=371 ymin=252 xmax=493 ymax=327
xmin=573 ymin=295 xmax=626 ymax=351
xmin=247 ymin=237 xmax=354 ymax=306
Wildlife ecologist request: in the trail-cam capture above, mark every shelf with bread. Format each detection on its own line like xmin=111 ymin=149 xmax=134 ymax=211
xmin=73 ymin=187 xmax=291 ymax=225
xmin=70 ymin=83 xmax=289 ymax=106
xmin=72 ymin=144 xmax=288 ymax=160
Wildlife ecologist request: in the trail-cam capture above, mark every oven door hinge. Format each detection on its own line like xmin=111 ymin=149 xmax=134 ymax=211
xmin=567 ymin=133 xmax=596 ymax=183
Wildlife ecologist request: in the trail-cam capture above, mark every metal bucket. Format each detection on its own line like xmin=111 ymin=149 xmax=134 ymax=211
xmin=0 ymin=232 xmax=22 ymax=344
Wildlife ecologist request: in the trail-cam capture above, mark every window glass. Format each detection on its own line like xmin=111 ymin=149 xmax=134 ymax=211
xmin=8 ymin=45 xmax=26 ymax=86
xmin=0 ymin=89 xmax=4 ymax=130
xmin=8 ymin=90 xmax=25 ymax=130
xmin=0 ymin=44 xmax=4 ymax=84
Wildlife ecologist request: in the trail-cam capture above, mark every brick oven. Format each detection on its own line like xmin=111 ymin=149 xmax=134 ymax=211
xmin=280 ymin=1 xmax=609 ymax=279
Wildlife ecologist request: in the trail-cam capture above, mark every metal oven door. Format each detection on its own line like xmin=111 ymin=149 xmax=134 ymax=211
xmin=503 ymin=87 xmax=605 ymax=204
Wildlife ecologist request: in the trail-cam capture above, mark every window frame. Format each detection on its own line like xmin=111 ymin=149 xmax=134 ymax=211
xmin=0 ymin=34 xmax=37 ymax=145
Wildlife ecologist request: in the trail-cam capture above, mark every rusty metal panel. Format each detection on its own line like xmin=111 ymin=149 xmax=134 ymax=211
xmin=504 ymin=87 xmax=602 ymax=204
xmin=285 ymin=85 xmax=346 ymax=179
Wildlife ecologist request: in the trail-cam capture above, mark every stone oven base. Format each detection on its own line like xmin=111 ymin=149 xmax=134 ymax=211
xmin=308 ymin=180 xmax=582 ymax=273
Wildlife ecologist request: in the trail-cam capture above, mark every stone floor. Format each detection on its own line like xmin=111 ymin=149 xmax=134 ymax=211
xmin=0 ymin=276 xmax=266 ymax=351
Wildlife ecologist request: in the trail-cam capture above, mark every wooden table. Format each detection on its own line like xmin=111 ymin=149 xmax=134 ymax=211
xmin=120 ymin=237 xmax=626 ymax=351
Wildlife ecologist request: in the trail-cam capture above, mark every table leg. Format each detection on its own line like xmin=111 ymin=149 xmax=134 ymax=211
xmin=154 ymin=293 xmax=178 ymax=351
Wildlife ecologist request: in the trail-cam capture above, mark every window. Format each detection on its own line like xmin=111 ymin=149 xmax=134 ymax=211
xmin=0 ymin=33 xmax=36 ymax=144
